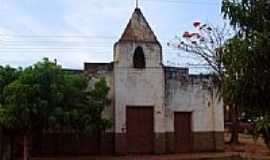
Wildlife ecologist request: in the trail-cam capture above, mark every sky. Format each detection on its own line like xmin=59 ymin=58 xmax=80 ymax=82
xmin=0 ymin=0 xmax=224 ymax=73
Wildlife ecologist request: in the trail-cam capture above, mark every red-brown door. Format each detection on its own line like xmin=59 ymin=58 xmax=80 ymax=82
xmin=127 ymin=107 xmax=154 ymax=154
xmin=174 ymin=112 xmax=193 ymax=153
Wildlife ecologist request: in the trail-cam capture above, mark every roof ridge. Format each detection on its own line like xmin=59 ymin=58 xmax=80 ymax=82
xmin=118 ymin=8 xmax=159 ymax=43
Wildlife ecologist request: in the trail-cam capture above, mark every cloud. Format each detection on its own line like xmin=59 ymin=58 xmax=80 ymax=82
xmin=63 ymin=0 xmax=132 ymax=36
xmin=0 ymin=0 xmax=224 ymax=74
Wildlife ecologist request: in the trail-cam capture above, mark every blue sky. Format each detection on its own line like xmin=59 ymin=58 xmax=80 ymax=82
xmin=0 ymin=0 xmax=224 ymax=73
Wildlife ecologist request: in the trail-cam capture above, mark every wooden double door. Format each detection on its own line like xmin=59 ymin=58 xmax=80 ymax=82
xmin=126 ymin=107 xmax=154 ymax=154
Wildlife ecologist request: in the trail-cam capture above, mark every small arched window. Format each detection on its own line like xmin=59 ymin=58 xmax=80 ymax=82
xmin=133 ymin=46 xmax=145 ymax=69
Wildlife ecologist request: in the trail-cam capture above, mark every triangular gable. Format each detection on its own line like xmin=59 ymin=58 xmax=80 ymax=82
xmin=119 ymin=8 xmax=159 ymax=43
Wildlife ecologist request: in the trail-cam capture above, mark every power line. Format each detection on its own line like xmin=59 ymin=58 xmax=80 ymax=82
xmin=0 ymin=34 xmax=118 ymax=39
xmin=142 ymin=0 xmax=220 ymax=6
xmin=0 ymin=50 xmax=111 ymax=53
xmin=1 ymin=40 xmax=114 ymax=43
xmin=0 ymin=35 xmax=173 ymax=43
xmin=0 ymin=47 xmax=112 ymax=50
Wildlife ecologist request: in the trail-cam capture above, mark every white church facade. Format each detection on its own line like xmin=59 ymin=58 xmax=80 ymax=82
xmin=85 ymin=8 xmax=224 ymax=154
xmin=31 ymin=7 xmax=224 ymax=155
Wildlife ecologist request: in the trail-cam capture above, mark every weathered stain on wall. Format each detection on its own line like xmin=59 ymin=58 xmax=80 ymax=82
xmin=165 ymin=68 xmax=224 ymax=132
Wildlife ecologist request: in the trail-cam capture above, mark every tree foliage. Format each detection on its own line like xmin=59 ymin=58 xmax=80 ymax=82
xmin=0 ymin=66 xmax=21 ymax=105
xmin=222 ymin=0 xmax=270 ymax=35
xmin=0 ymin=66 xmax=22 ymax=159
xmin=222 ymin=0 xmax=270 ymax=146
xmin=222 ymin=37 xmax=250 ymax=108
xmin=222 ymin=0 xmax=270 ymax=113
xmin=0 ymin=58 xmax=111 ymax=159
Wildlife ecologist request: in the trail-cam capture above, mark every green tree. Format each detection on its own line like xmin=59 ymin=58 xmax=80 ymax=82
xmin=222 ymin=37 xmax=250 ymax=143
xmin=0 ymin=58 xmax=111 ymax=160
xmin=222 ymin=0 xmax=270 ymax=145
xmin=0 ymin=66 xmax=21 ymax=160
xmin=0 ymin=66 xmax=21 ymax=104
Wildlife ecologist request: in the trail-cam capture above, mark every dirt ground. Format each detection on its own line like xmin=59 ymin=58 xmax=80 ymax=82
xmin=225 ymin=133 xmax=270 ymax=158
xmin=28 ymin=133 xmax=270 ymax=160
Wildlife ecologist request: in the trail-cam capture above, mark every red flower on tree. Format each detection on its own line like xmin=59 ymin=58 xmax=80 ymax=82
xmin=193 ymin=21 xmax=201 ymax=28
xmin=183 ymin=31 xmax=192 ymax=38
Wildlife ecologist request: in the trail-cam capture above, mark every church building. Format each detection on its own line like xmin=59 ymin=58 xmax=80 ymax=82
xmin=32 ymin=7 xmax=224 ymax=155
xmin=86 ymin=7 xmax=224 ymax=154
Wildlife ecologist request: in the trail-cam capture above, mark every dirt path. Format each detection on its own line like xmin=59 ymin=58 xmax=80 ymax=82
xmin=225 ymin=133 xmax=270 ymax=158
xmin=25 ymin=134 xmax=270 ymax=160
xmin=32 ymin=153 xmax=238 ymax=160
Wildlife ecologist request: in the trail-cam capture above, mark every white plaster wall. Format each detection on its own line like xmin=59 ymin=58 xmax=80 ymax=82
xmin=114 ymin=42 xmax=165 ymax=133
xmin=114 ymin=42 xmax=162 ymax=68
xmin=165 ymin=80 xmax=224 ymax=132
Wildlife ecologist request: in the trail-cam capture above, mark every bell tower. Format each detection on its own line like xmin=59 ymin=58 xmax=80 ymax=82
xmin=114 ymin=8 xmax=163 ymax=69
xmin=113 ymin=8 xmax=166 ymax=154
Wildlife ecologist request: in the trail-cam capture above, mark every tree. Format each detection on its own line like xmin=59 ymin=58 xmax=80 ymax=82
xmin=168 ymin=22 xmax=231 ymax=79
xmin=0 ymin=66 xmax=21 ymax=160
xmin=167 ymin=22 xmax=243 ymax=143
xmin=85 ymin=78 xmax=111 ymax=132
xmin=0 ymin=58 xmax=111 ymax=160
xmin=222 ymin=0 xmax=270 ymax=145
xmin=0 ymin=66 xmax=21 ymax=104
xmin=222 ymin=37 xmax=250 ymax=144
